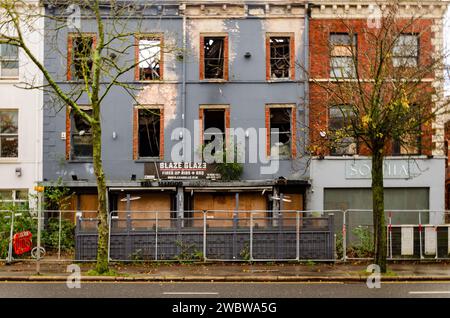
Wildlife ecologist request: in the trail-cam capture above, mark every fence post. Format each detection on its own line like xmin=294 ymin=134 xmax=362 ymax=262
xmin=107 ymin=211 xmax=111 ymax=261
xmin=203 ymin=211 xmax=207 ymax=262
xmin=155 ymin=212 xmax=158 ymax=261
xmin=419 ymin=211 xmax=423 ymax=260
xmin=6 ymin=211 xmax=14 ymax=264
xmin=342 ymin=210 xmax=347 ymax=262
xmin=326 ymin=213 xmax=334 ymax=260
xmin=58 ymin=210 xmax=62 ymax=260
xmin=249 ymin=212 xmax=253 ymax=261
xmin=296 ymin=210 xmax=300 ymax=261
xmin=126 ymin=213 xmax=131 ymax=260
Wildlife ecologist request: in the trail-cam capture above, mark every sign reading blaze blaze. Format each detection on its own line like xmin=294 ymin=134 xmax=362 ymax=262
xmin=13 ymin=231 xmax=33 ymax=255
xmin=144 ymin=162 xmax=221 ymax=180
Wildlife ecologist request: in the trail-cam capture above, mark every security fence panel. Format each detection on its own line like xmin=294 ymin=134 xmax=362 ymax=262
xmin=345 ymin=210 xmax=450 ymax=261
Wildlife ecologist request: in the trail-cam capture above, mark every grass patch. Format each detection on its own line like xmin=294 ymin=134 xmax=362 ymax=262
xmin=86 ymin=269 xmax=119 ymax=276
xmin=358 ymin=269 xmax=397 ymax=277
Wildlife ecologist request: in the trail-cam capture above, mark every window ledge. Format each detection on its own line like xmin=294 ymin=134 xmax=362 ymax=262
xmin=0 ymin=158 xmax=19 ymax=163
xmin=67 ymin=159 xmax=93 ymax=163
xmin=0 ymin=78 xmax=20 ymax=83
xmin=267 ymin=79 xmax=294 ymax=83
xmin=200 ymin=79 xmax=228 ymax=83
xmin=135 ymin=158 xmax=162 ymax=163
xmin=135 ymin=80 xmax=164 ymax=83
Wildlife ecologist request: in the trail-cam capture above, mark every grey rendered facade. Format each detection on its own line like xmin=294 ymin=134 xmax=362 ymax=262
xmin=42 ymin=1 xmax=310 ymax=213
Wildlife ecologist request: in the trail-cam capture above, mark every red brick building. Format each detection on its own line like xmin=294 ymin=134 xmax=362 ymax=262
xmin=306 ymin=1 xmax=447 ymax=224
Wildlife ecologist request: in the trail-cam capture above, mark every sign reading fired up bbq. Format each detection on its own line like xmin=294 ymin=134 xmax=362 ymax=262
xmin=144 ymin=162 xmax=221 ymax=180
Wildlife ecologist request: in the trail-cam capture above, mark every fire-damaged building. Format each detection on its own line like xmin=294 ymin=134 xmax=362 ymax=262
xmin=41 ymin=0 xmax=310 ymax=222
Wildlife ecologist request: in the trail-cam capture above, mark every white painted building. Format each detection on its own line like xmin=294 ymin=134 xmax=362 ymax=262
xmin=0 ymin=1 xmax=43 ymax=208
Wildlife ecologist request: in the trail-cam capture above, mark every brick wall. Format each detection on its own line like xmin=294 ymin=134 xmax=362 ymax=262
xmin=309 ymin=18 xmax=436 ymax=157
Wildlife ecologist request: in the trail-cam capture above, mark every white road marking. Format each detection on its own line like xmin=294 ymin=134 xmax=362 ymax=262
xmin=409 ymin=291 xmax=450 ymax=295
xmin=163 ymin=292 xmax=219 ymax=295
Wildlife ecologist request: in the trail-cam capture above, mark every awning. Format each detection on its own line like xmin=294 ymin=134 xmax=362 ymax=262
xmin=109 ymin=187 xmax=177 ymax=191
xmin=184 ymin=186 xmax=273 ymax=193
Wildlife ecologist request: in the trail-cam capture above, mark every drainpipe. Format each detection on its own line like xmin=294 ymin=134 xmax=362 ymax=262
xmin=303 ymin=2 xmax=310 ymax=154
xmin=182 ymin=7 xmax=187 ymax=162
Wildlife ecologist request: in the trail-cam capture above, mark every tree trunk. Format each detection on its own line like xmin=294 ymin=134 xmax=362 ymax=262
xmin=371 ymin=145 xmax=387 ymax=273
xmin=91 ymin=112 xmax=109 ymax=274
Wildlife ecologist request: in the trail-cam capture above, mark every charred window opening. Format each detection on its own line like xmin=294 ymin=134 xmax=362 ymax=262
xmin=329 ymin=105 xmax=357 ymax=156
xmin=203 ymin=37 xmax=225 ymax=79
xmin=269 ymin=37 xmax=291 ymax=79
xmin=270 ymin=108 xmax=292 ymax=159
xmin=138 ymin=37 xmax=161 ymax=80
xmin=393 ymin=34 xmax=419 ymax=67
xmin=330 ymin=33 xmax=356 ymax=78
xmin=0 ymin=110 xmax=18 ymax=158
xmin=138 ymin=108 xmax=161 ymax=158
xmin=71 ymin=108 xmax=93 ymax=160
xmin=203 ymin=109 xmax=225 ymax=152
xmin=71 ymin=35 xmax=94 ymax=80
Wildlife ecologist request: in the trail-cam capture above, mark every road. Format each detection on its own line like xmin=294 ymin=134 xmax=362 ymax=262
xmin=0 ymin=281 xmax=450 ymax=298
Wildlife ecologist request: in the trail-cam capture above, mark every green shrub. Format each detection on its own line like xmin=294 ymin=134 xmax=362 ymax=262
xmin=0 ymin=204 xmax=36 ymax=259
xmin=42 ymin=217 xmax=75 ymax=252
xmin=348 ymin=226 xmax=374 ymax=258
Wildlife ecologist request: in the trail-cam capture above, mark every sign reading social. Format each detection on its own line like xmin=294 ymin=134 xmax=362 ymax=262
xmin=345 ymin=159 xmax=424 ymax=179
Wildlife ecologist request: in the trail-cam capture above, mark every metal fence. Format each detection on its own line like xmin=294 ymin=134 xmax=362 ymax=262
xmin=0 ymin=210 xmax=95 ymax=263
xmin=76 ymin=210 xmax=337 ymax=262
xmin=343 ymin=210 xmax=450 ymax=261
xmin=2 ymin=208 xmax=450 ymax=263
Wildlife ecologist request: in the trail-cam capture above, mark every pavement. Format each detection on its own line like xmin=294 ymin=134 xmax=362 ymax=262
xmin=0 ymin=261 xmax=450 ymax=282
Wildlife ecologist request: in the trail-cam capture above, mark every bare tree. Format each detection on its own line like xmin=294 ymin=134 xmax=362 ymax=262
xmin=306 ymin=3 xmax=448 ymax=272
xmin=0 ymin=0 xmax=180 ymax=273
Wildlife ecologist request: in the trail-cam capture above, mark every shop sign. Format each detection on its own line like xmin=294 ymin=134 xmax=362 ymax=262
xmin=144 ymin=162 xmax=221 ymax=180
xmin=345 ymin=159 xmax=422 ymax=179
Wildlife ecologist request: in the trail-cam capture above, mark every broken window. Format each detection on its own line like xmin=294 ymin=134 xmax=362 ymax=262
xmin=0 ymin=110 xmax=18 ymax=158
xmin=329 ymin=105 xmax=357 ymax=156
xmin=137 ymin=37 xmax=162 ymax=80
xmin=393 ymin=34 xmax=419 ymax=67
xmin=71 ymin=107 xmax=93 ymax=160
xmin=0 ymin=43 xmax=19 ymax=78
xmin=203 ymin=109 xmax=225 ymax=152
xmin=330 ymin=33 xmax=356 ymax=78
xmin=269 ymin=37 xmax=291 ymax=79
xmin=269 ymin=108 xmax=292 ymax=159
xmin=203 ymin=37 xmax=226 ymax=79
xmin=138 ymin=108 xmax=161 ymax=158
xmin=70 ymin=35 xmax=94 ymax=80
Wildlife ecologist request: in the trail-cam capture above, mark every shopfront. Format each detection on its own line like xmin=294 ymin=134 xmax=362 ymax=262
xmin=308 ymin=157 xmax=446 ymax=225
